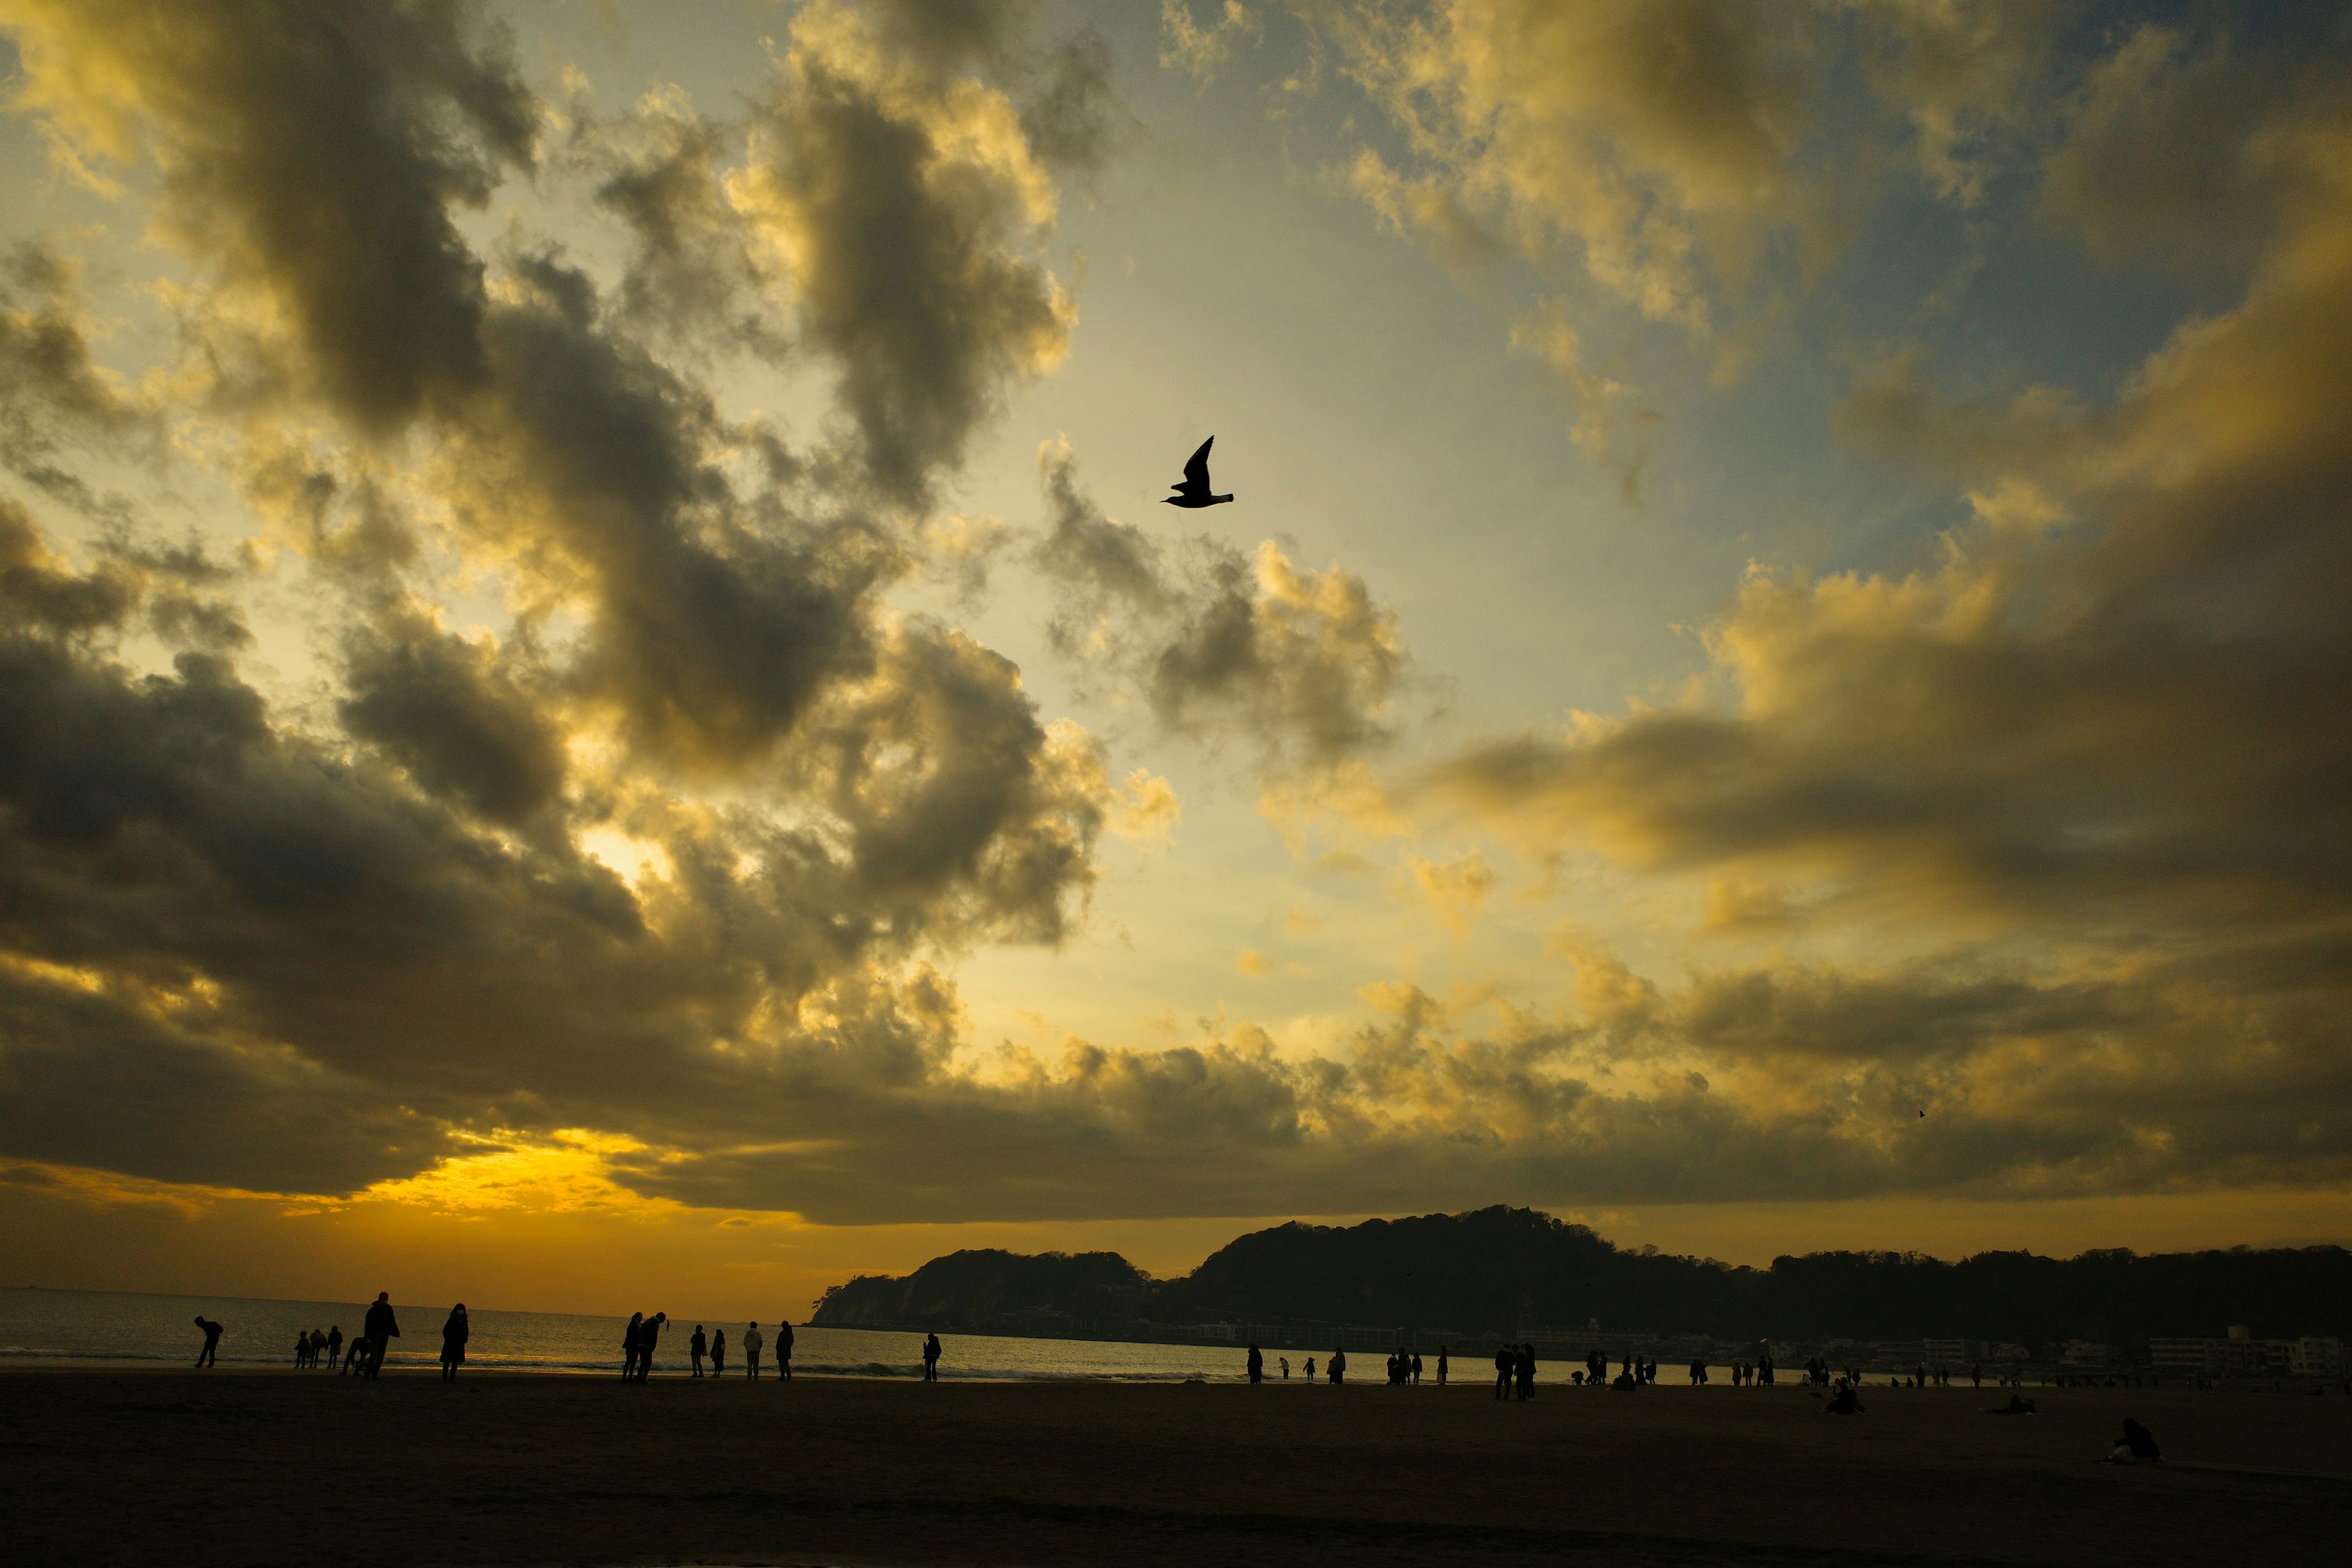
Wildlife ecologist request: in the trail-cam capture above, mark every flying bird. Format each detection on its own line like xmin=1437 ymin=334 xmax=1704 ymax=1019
xmin=1164 ymin=436 xmax=1234 ymax=508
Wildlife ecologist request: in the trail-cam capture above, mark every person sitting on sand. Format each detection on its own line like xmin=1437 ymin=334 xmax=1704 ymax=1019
xmin=193 ymin=1315 xmax=222 ymax=1368
xmin=1825 ymin=1384 xmax=1864 ymax=1415
xmin=744 ymin=1322 xmax=763 ymax=1379
xmin=1985 ymin=1394 xmax=2038 ymax=1414
xmin=2103 ymin=1418 xmax=2162 ymax=1463
xmin=440 ymin=1304 xmax=469 ymax=1382
xmin=710 ymin=1327 xmax=726 ymax=1376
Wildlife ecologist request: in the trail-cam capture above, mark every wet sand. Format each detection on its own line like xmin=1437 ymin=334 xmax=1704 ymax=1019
xmin=4 ymin=1370 xmax=2346 ymax=1566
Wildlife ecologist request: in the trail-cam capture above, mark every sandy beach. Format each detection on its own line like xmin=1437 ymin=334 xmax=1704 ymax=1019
xmin=4 ymin=1370 xmax=2345 ymax=1566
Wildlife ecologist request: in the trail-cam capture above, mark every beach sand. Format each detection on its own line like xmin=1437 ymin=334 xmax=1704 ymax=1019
xmin=4 ymin=1370 xmax=2346 ymax=1566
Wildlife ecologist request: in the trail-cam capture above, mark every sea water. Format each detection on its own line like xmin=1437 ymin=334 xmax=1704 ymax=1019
xmin=0 ymin=1287 xmax=1813 ymax=1388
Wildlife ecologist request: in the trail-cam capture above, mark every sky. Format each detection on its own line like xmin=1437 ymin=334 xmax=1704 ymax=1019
xmin=3 ymin=0 xmax=2351 ymax=1324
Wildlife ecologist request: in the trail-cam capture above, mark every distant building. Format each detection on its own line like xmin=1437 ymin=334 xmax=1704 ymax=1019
xmin=2149 ymin=1331 xmax=2323 ymax=1378
xmin=2291 ymin=1337 xmax=2345 ymax=1378
xmin=1921 ymin=1338 xmax=1967 ymax=1365
xmin=2060 ymin=1341 xmax=2113 ymax=1367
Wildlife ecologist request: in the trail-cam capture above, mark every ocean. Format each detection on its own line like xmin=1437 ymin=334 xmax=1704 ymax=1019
xmin=0 ymin=1287 xmax=1789 ymax=1387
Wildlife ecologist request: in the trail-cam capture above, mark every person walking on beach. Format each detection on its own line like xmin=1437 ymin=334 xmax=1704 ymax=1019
xmin=326 ymin=1324 xmax=343 ymax=1370
xmin=363 ymin=1292 xmax=398 ymax=1379
xmin=1411 ymin=1352 xmax=1423 ymax=1385
xmin=1248 ymin=1344 xmax=1264 ymax=1384
xmin=922 ymin=1332 xmax=941 ymax=1381
xmin=1328 ymin=1348 xmax=1346 ymax=1385
xmin=1279 ymin=1357 xmax=1289 ymax=1381
xmin=776 ymin=1319 xmax=794 ymax=1381
xmin=690 ymin=1325 xmax=707 ymax=1377
xmin=710 ymin=1326 xmax=727 ymax=1376
xmin=440 ymin=1304 xmax=469 ymax=1382
xmin=622 ymin=1313 xmax=644 ymax=1379
xmin=634 ymin=1312 xmax=666 ymax=1380
xmin=193 ymin=1315 xmax=223 ymax=1368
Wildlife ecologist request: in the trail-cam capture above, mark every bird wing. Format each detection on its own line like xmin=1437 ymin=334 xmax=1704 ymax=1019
xmin=1182 ymin=435 xmax=1214 ymax=489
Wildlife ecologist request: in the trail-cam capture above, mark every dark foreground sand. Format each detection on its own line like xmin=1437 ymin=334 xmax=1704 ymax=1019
xmin=4 ymin=1371 xmax=2347 ymax=1567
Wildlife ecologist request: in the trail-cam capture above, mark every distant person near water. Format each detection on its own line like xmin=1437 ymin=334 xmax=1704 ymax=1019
xmin=362 ymin=1292 xmax=398 ymax=1379
xmin=343 ymin=1337 xmax=369 ymax=1376
xmin=192 ymin=1315 xmax=222 ymax=1368
xmin=1438 ymin=1346 xmax=1448 ymax=1385
xmin=1247 ymin=1344 xmax=1264 ymax=1384
xmin=1328 ymin=1348 xmax=1346 ymax=1385
xmin=923 ymin=1332 xmax=942 ymax=1381
xmin=326 ymin=1324 xmax=342 ymax=1370
xmin=776 ymin=1319 xmax=793 ymax=1381
xmin=1411 ymin=1352 xmax=1423 ymax=1385
xmin=744 ymin=1322 xmax=763 ymax=1379
xmin=622 ymin=1313 xmax=644 ymax=1379
xmin=710 ymin=1327 xmax=726 ymax=1376
xmin=293 ymin=1329 xmax=309 ymax=1368
xmin=690 ymin=1325 xmax=707 ymax=1377
xmin=440 ymin=1304 xmax=468 ymax=1382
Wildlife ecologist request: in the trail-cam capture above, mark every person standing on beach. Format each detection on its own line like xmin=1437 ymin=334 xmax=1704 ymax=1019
xmin=1328 ymin=1348 xmax=1346 ymax=1385
xmin=1438 ymin=1346 xmax=1447 ymax=1386
xmin=1278 ymin=1357 xmax=1289 ymax=1380
xmin=362 ymin=1292 xmax=398 ymax=1379
xmin=1493 ymin=1344 xmax=1511 ymax=1400
xmin=193 ymin=1316 xmax=223 ymax=1368
xmin=635 ymin=1313 xmax=666 ymax=1380
xmin=710 ymin=1326 xmax=726 ymax=1376
xmin=622 ymin=1313 xmax=644 ymax=1379
xmin=922 ymin=1332 xmax=941 ymax=1381
xmin=690 ymin=1325 xmax=707 ymax=1377
xmin=440 ymin=1304 xmax=469 ymax=1382
xmin=776 ymin=1319 xmax=794 ymax=1381
xmin=1303 ymin=1357 xmax=1315 ymax=1381
xmin=326 ymin=1324 xmax=342 ymax=1370
xmin=1247 ymin=1344 xmax=1264 ymax=1384
xmin=1411 ymin=1352 xmax=1423 ymax=1385
xmin=744 ymin=1322 xmax=763 ymax=1378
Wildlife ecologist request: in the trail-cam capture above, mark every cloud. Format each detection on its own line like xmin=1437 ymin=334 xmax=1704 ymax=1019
xmin=1033 ymin=437 xmax=1407 ymax=780
xmin=337 ymin=609 xmax=567 ymax=825
xmin=1161 ymin=1 xmax=1260 ymax=83
xmin=1325 ymin=0 xmax=1813 ymax=347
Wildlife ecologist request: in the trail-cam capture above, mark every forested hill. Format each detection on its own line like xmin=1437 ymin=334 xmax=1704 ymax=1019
xmin=810 ymin=1207 xmax=2352 ymax=1348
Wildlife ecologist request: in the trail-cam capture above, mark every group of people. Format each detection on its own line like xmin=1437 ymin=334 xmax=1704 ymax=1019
xmin=292 ymin=1324 xmax=342 ymax=1369
xmin=640 ymin=1316 xmax=803 ymax=1379
xmin=1386 ymin=1348 xmax=1427 ymax=1385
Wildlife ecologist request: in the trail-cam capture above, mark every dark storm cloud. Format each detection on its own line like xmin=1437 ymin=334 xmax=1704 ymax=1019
xmin=4 ymin=0 xmax=533 ymax=429
xmin=0 ymin=243 xmax=157 ymax=512
xmin=339 ymin=610 xmax=567 ymax=824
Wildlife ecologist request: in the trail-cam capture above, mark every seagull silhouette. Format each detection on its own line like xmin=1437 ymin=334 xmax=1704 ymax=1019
xmin=1164 ymin=436 xmax=1234 ymax=508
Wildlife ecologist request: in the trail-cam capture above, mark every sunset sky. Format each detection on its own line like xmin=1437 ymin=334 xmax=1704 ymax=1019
xmin=4 ymin=0 xmax=2350 ymax=1322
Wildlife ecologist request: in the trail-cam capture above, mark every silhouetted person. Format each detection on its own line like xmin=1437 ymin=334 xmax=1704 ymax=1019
xmin=326 ymin=1325 xmax=342 ymax=1370
xmin=1438 ymin=1346 xmax=1448 ymax=1385
xmin=622 ymin=1313 xmax=644 ymax=1379
xmin=362 ymin=1292 xmax=398 ymax=1379
xmin=634 ymin=1312 xmax=666 ymax=1380
xmin=690 ymin=1325 xmax=707 ymax=1377
xmin=922 ymin=1332 xmax=941 ymax=1381
xmin=744 ymin=1322 xmax=763 ymax=1379
xmin=2106 ymin=1417 xmax=2162 ymax=1462
xmin=440 ymin=1304 xmax=468 ymax=1382
xmin=776 ymin=1319 xmax=794 ymax=1381
xmin=1493 ymin=1344 xmax=1512 ymax=1400
xmin=1971 ymin=1364 xmax=1982 ymax=1389
xmin=1248 ymin=1344 xmax=1264 ymax=1384
xmin=1164 ymin=436 xmax=1234 ymax=508
xmin=1515 ymin=1344 xmax=1536 ymax=1401
xmin=344 ymin=1336 xmax=369 ymax=1376
xmin=1303 ymin=1357 xmax=1315 ymax=1381
xmin=1411 ymin=1352 xmax=1423 ymax=1385
xmin=1329 ymin=1348 xmax=1346 ymax=1385
xmin=1279 ymin=1357 xmax=1289 ymax=1380
xmin=193 ymin=1316 xmax=222 ymax=1368
xmin=293 ymin=1330 xmax=308 ymax=1368
xmin=710 ymin=1327 xmax=727 ymax=1377
xmin=1825 ymin=1384 xmax=1864 ymax=1415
